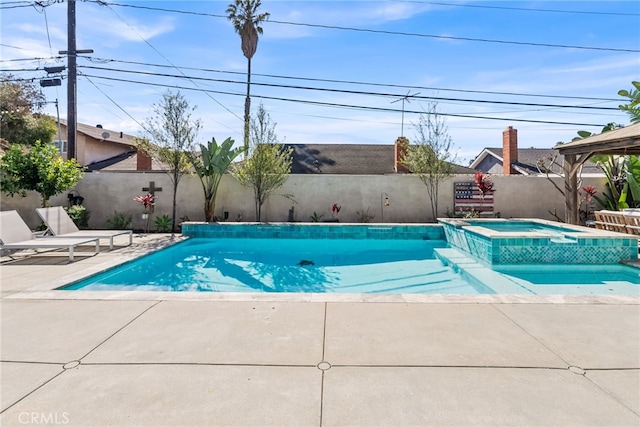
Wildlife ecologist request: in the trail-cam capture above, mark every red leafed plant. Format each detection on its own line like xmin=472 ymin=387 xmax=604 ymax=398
xmin=474 ymin=172 xmax=494 ymax=197
xmin=331 ymin=203 xmax=341 ymax=218
xmin=582 ymin=185 xmax=597 ymax=203
xmin=133 ymin=193 xmax=155 ymax=212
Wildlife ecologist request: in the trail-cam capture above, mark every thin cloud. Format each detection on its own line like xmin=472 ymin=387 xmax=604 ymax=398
xmin=82 ymin=15 xmax=176 ymax=44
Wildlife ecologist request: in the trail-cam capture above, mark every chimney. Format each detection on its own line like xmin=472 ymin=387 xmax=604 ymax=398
xmin=137 ymin=149 xmax=152 ymax=171
xmin=394 ymin=136 xmax=410 ymax=173
xmin=502 ymin=126 xmax=518 ymax=175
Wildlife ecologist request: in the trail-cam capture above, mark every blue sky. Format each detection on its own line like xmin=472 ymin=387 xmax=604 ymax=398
xmin=1 ymin=0 xmax=639 ymax=164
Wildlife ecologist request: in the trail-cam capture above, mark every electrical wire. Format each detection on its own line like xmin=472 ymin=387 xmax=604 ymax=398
xmin=81 ymin=73 xmax=146 ymax=129
xmin=392 ymin=1 xmax=639 ymax=17
xmin=99 ymin=0 xmax=241 ymax=129
xmin=91 ymin=1 xmax=639 ymax=53
xmin=79 ymin=73 xmax=611 ymax=127
xmin=77 ymin=63 xmax=621 ymax=111
xmin=82 ymin=56 xmax=623 ymax=103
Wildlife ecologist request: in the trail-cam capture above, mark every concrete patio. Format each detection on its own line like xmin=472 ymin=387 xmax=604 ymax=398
xmin=1 ymin=234 xmax=639 ymax=426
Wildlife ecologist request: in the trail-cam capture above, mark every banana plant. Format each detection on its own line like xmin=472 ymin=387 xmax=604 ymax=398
xmin=617 ymin=81 xmax=640 ymax=123
xmin=591 ymin=154 xmax=640 ymax=210
xmin=190 ymin=137 xmax=245 ymax=222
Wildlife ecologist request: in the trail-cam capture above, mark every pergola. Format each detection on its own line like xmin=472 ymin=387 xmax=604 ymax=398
xmin=556 ymin=122 xmax=640 ymax=224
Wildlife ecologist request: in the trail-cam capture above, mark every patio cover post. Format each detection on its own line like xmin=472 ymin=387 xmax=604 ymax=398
xmin=564 ymin=154 xmax=579 ymax=224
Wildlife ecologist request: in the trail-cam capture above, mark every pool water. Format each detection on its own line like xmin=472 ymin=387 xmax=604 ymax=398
xmin=464 ymin=220 xmax=572 ymax=233
xmin=493 ymin=264 xmax=640 ymax=295
xmin=64 ymin=238 xmax=484 ymax=294
xmin=62 ymin=233 xmax=640 ymax=296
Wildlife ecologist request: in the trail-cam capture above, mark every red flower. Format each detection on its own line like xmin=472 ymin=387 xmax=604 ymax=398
xmin=133 ymin=193 xmax=155 ymax=210
xmin=332 ymin=203 xmax=341 ymax=214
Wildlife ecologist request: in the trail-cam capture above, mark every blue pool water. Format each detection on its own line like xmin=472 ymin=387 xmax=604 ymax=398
xmin=62 ymin=235 xmax=640 ymax=295
xmin=64 ymin=238 xmax=482 ymax=294
xmin=493 ymin=264 xmax=640 ymax=295
xmin=463 ymin=220 xmax=574 ymax=233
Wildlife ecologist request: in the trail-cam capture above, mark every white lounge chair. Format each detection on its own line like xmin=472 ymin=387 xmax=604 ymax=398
xmin=36 ymin=206 xmax=133 ymax=250
xmin=0 ymin=210 xmax=100 ymax=262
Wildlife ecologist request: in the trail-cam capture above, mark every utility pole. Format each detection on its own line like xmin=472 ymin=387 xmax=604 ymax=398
xmin=58 ymin=0 xmax=92 ymax=161
xmin=391 ymin=91 xmax=420 ymax=137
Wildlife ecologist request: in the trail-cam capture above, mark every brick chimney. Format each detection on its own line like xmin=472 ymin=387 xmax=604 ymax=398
xmin=502 ymin=126 xmax=518 ymax=175
xmin=394 ymin=136 xmax=410 ymax=173
xmin=136 ymin=149 xmax=152 ymax=171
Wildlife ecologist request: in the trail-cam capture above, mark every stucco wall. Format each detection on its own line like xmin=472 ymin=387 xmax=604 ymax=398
xmin=2 ymin=171 xmax=605 ymax=230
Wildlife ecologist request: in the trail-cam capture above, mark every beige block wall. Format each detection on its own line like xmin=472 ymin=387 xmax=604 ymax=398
xmin=1 ymin=172 xmax=605 ymax=230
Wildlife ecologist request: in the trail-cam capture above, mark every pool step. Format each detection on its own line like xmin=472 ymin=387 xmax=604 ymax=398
xmin=434 ymin=248 xmax=536 ymax=295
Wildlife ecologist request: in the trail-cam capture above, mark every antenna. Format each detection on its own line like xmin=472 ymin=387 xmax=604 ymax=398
xmin=391 ymin=91 xmax=420 ymax=137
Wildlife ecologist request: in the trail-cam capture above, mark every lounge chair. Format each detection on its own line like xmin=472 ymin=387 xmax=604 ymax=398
xmin=0 ymin=210 xmax=100 ymax=262
xmin=594 ymin=210 xmax=628 ymax=233
xmin=36 ymin=206 xmax=132 ymax=250
xmin=623 ymin=210 xmax=640 ymax=236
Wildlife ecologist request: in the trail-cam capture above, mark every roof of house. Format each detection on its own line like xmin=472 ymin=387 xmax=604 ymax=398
xmin=59 ymin=119 xmax=138 ymax=148
xmin=471 ymin=147 xmax=603 ymax=175
xmin=286 ymin=143 xmax=476 ymax=175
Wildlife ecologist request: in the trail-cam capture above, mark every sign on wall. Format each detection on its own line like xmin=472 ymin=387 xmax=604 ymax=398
xmin=453 ymin=181 xmax=494 ymax=217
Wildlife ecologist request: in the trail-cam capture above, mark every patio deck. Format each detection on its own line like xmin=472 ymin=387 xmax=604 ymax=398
xmin=1 ymin=234 xmax=639 ymax=426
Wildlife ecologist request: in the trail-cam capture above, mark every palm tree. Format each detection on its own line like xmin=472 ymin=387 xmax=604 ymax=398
xmin=226 ymin=0 xmax=270 ymax=152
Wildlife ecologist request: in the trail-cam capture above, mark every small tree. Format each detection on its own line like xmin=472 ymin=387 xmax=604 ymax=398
xmin=189 ymin=137 xmax=245 ymax=222
xmin=138 ymin=90 xmax=201 ymax=233
xmin=401 ymin=102 xmax=457 ymax=221
xmin=232 ymin=104 xmax=292 ymax=221
xmin=0 ymin=74 xmax=57 ymax=145
xmin=0 ymin=140 xmax=84 ymax=207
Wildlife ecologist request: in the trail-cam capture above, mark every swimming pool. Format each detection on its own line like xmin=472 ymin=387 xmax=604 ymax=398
xmin=60 ymin=223 xmax=640 ymax=296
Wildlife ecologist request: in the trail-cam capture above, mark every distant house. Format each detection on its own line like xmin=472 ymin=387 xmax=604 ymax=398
xmin=56 ymin=120 xmax=160 ymax=171
xmin=285 ymin=142 xmax=476 ymax=175
xmin=469 ymin=126 xmax=602 ymax=176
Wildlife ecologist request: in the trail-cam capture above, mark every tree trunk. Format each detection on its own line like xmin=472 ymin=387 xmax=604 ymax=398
xmin=254 ymin=187 xmax=261 ymax=222
xmin=244 ymin=58 xmax=252 ymax=152
xmin=171 ymin=173 xmax=178 ymax=236
xmin=204 ymin=195 xmax=215 ymax=222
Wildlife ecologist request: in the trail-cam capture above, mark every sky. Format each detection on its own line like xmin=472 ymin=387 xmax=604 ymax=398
xmin=1 ymin=0 xmax=639 ymax=165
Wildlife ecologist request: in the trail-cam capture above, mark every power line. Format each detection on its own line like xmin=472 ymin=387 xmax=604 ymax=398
xmin=83 ymin=56 xmax=623 ymax=103
xmin=4 ymin=56 xmax=626 ymax=117
xmin=0 ymin=3 xmax=33 ymax=10
xmin=267 ymin=20 xmax=639 ymax=53
xmin=394 ymin=1 xmax=639 ymax=17
xmin=82 ymin=73 xmax=146 ymax=129
xmin=91 ymin=1 xmax=639 ymax=53
xmin=79 ymin=73 xmax=611 ymax=127
xmin=77 ymin=64 xmax=621 ymax=112
xmin=98 ymin=0 xmax=241 ymax=126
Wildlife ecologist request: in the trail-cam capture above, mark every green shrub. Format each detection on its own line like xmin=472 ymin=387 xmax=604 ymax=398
xmin=106 ymin=211 xmax=132 ymax=230
xmin=154 ymin=214 xmax=172 ymax=232
xmin=355 ymin=207 xmax=375 ymax=223
xmin=65 ymin=205 xmax=90 ymax=229
xmin=310 ymin=212 xmax=323 ymax=222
